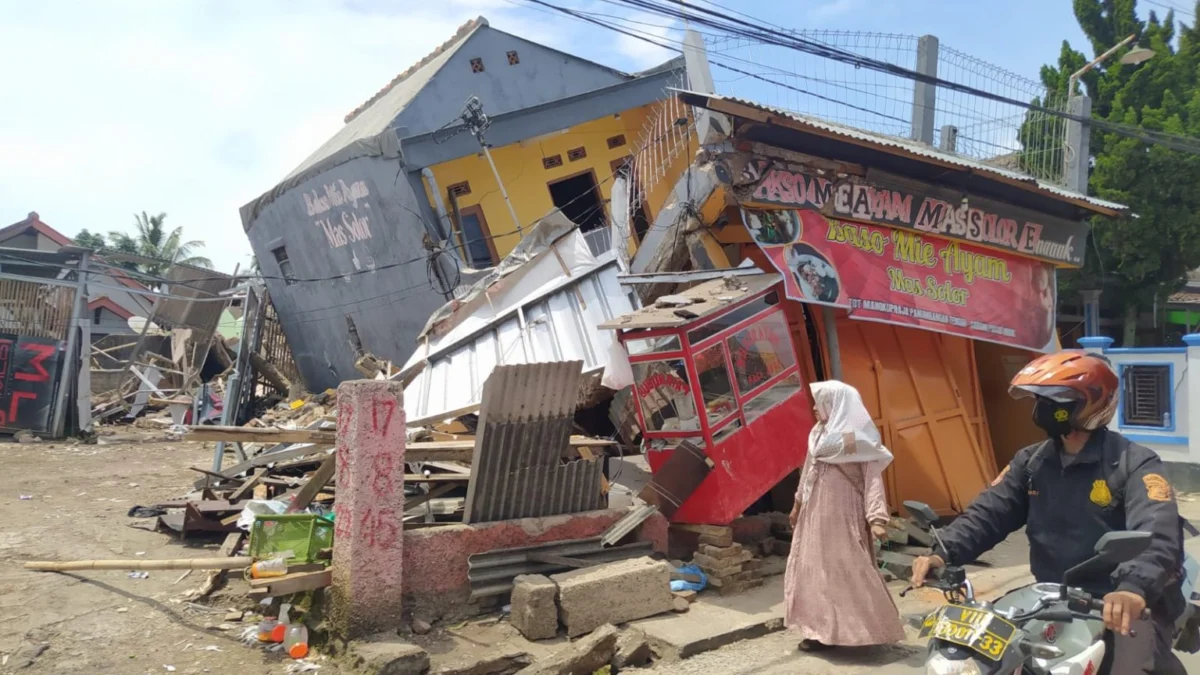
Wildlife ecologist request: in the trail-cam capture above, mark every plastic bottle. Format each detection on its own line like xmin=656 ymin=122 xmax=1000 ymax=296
xmin=270 ymin=604 xmax=292 ymax=643
xmin=285 ymin=624 xmax=310 ymax=659
xmin=256 ymin=617 xmax=278 ymax=643
xmin=249 ymin=557 xmax=288 ymax=579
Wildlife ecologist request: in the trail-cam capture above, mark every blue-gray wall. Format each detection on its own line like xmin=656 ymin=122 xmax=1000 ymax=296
xmin=247 ymin=156 xmax=448 ymax=392
xmin=394 ymin=28 xmax=629 ymax=139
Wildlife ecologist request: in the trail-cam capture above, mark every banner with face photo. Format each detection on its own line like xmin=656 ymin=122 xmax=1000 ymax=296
xmin=743 ymin=207 xmax=1057 ymax=352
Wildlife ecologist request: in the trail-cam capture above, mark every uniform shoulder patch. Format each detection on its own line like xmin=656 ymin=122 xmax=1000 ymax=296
xmin=1090 ymin=480 xmax=1113 ymax=507
xmin=1142 ymin=473 xmax=1173 ymax=503
xmin=991 ymin=465 xmax=1010 ymax=487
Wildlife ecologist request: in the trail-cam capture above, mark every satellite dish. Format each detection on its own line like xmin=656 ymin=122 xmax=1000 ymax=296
xmin=127 ymin=316 xmax=160 ymax=334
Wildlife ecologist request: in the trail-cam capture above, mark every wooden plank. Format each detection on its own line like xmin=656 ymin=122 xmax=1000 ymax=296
xmin=247 ymin=569 xmax=331 ymax=595
xmin=403 ymin=483 xmax=456 ymax=512
xmin=420 ymin=461 xmax=471 ymax=475
xmin=186 ymin=426 xmax=336 ymax=444
xmin=192 ymin=443 xmax=332 ymax=488
xmin=228 ymin=469 xmax=266 ymax=501
xmin=286 ymin=455 xmax=336 ymax=513
xmin=577 ymin=447 xmax=610 ymax=495
xmin=404 ymin=473 xmax=471 ymax=483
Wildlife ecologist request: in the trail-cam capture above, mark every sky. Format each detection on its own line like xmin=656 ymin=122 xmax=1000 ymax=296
xmin=1 ymin=0 xmax=1180 ymax=273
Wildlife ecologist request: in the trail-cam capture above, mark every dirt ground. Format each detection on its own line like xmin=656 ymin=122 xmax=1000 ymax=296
xmin=0 ymin=434 xmax=341 ymax=675
xmin=5 ymin=434 xmax=1200 ymax=675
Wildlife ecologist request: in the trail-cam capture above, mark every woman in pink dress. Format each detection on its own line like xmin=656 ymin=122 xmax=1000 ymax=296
xmin=784 ymin=381 xmax=905 ymax=651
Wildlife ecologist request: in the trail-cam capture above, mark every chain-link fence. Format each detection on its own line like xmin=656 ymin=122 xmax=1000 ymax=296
xmin=705 ymin=30 xmax=1070 ymax=185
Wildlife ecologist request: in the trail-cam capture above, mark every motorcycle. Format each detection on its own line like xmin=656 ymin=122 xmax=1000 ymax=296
xmin=901 ymin=500 xmax=1152 ymax=675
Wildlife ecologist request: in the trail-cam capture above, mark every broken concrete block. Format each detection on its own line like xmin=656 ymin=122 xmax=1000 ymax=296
xmin=672 ymin=597 xmax=690 ymax=613
xmin=892 ymin=517 xmax=934 ymax=547
xmin=411 ymin=619 xmax=432 ymax=636
xmin=612 ymin=629 xmax=652 ymax=670
xmin=758 ymin=537 xmax=778 ymax=557
xmin=698 ymin=543 xmax=743 ymax=560
xmin=516 ymin=624 xmax=619 ymax=675
xmin=349 ymin=638 xmax=431 ymax=675
xmin=433 ymin=648 xmax=532 ymax=675
xmin=673 ymin=590 xmax=697 ymax=603
xmin=698 ymin=532 xmax=733 ymax=548
xmin=878 ymin=550 xmax=916 ymax=580
xmin=511 ymin=574 xmax=559 ymax=641
xmin=553 ymin=558 xmax=673 ymax=637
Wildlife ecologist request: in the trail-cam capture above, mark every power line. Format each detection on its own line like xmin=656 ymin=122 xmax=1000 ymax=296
xmin=532 ymin=0 xmax=1200 ymax=156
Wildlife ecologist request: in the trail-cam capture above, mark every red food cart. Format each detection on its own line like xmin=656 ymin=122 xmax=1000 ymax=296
xmin=601 ymin=273 xmax=816 ymax=524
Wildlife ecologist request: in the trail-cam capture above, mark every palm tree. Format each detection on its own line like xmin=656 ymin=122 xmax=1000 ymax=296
xmin=118 ymin=212 xmax=213 ymax=277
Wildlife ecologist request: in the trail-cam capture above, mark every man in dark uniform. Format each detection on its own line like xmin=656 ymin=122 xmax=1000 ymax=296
xmin=911 ymin=350 xmax=1186 ymax=674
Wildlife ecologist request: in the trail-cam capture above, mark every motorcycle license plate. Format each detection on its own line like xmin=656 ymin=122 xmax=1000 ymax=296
xmin=918 ymin=605 xmax=1017 ymax=661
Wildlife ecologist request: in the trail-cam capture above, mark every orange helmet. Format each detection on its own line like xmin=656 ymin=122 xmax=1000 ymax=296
xmin=1009 ymin=350 xmax=1119 ymax=430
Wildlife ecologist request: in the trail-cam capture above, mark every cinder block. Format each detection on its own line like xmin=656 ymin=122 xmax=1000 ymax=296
xmin=552 ymin=558 xmax=673 ymax=637
xmin=699 ymin=543 xmax=743 ymax=560
xmin=511 ymin=574 xmax=559 ymax=641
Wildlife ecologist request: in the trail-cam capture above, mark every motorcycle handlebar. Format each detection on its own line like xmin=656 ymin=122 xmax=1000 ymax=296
xmin=1084 ymin=596 xmax=1152 ymax=622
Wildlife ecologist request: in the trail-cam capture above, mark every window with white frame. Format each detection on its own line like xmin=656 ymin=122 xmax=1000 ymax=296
xmin=1121 ymin=364 xmax=1172 ymax=428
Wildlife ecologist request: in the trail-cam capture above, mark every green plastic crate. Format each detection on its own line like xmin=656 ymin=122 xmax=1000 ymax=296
xmin=249 ymin=513 xmax=333 ymax=564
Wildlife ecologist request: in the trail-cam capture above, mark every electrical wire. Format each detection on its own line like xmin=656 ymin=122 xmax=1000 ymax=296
xmin=524 ymin=0 xmax=1200 ymax=156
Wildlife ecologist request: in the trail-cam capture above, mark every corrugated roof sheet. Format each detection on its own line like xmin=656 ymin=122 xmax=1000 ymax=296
xmin=1169 ymin=291 xmax=1200 ymax=305
xmin=676 ymin=90 xmax=1127 ymax=215
xmin=463 ymin=361 xmax=605 ymax=524
xmin=403 ymin=252 xmax=634 ymax=425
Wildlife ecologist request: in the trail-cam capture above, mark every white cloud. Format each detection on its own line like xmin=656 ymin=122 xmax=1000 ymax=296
xmin=0 ymin=0 xmax=547 ymax=272
xmin=0 ymin=0 xmax=697 ymax=275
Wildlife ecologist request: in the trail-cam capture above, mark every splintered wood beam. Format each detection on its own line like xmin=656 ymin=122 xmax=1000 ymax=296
xmin=185 ymin=426 xmax=336 ymax=444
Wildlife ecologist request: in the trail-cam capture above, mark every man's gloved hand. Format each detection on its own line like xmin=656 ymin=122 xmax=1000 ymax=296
xmin=1103 ymin=590 xmax=1147 ymax=637
xmin=910 ymin=554 xmax=945 ymax=587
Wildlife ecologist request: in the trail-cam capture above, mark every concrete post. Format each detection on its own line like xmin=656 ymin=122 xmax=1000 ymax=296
xmin=911 ymin=35 xmax=939 ymax=146
xmin=1184 ymin=334 xmax=1200 ymax=464
xmin=331 ymin=379 xmax=406 ymax=640
xmin=1081 ymin=289 xmax=1102 ymax=337
xmin=939 ymin=125 xmax=958 ymax=153
xmin=1065 ymin=95 xmax=1092 ymax=194
xmin=1078 ymin=336 xmax=1113 ymax=355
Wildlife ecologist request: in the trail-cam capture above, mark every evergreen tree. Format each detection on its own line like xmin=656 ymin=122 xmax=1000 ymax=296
xmin=1022 ymin=0 xmax=1200 ymax=345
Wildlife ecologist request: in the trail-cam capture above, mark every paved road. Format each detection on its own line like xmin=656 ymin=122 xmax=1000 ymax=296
xmin=646 ymin=500 xmax=1200 ymax=674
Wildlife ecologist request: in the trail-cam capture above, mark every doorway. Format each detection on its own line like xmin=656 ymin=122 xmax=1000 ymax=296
xmin=548 ymin=171 xmax=607 ymax=232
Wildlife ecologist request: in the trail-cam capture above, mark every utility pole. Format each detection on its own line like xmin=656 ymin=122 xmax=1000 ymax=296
xmin=1062 ymin=35 xmax=1154 ymax=337
xmin=459 ymin=97 xmax=523 ymax=236
xmin=911 ymin=35 xmax=939 ymax=146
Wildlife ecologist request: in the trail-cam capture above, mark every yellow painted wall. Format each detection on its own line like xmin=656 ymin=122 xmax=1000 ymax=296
xmin=426 ymin=100 xmax=697 ymax=261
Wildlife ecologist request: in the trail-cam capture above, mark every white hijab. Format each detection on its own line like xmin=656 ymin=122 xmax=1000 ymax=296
xmin=799 ymin=381 xmax=894 ymax=504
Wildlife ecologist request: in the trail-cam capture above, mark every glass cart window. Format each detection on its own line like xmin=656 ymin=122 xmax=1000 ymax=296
xmin=632 ymin=358 xmax=700 ymax=433
xmin=743 ymin=373 xmax=803 ymax=423
xmin=694 ymin=342 xmax=737 ymax=425
xmin=625 ymin=334 xmax=682 ymax=355
xmin=725 ymin=311 xmax=796 ymax=394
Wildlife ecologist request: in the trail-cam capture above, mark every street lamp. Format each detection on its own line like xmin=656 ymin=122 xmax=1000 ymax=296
xmin=1068 ymin=34 xmax=1155 ymax=95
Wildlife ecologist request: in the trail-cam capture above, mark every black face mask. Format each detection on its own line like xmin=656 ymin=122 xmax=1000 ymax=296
xmin=1032 ymin=397 xmax=1077 ymax=438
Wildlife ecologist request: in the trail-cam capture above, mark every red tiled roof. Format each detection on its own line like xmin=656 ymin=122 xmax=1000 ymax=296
xmin=344 ymin=16 xmax=486 ymax=123
xmin=0 ymin=211 xmax=73 ymax=248
xmin=87 ymin=297 xmax=135 ymax=320
xmin=107 ymin=266 xmax=151 ymax=293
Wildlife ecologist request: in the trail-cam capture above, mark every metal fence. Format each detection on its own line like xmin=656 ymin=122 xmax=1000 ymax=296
xmin=705 ymin=30 xmax=1070 ymax=185
xmin=0 ymin=278 xmax=76 ymax=341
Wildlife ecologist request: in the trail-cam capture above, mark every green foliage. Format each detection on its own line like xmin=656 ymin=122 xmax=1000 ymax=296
xmin=1021 ymin=0 xmax=1200 ymax=344
xmin=125 ymin=211 xmax=213 ymax=277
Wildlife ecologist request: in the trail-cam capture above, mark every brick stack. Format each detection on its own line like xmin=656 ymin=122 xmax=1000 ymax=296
xmin=687 ymin=526 xmax=763 ymax=596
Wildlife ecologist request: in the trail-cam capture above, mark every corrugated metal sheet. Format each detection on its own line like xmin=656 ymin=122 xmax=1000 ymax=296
xmin=600 ymin=504 xmax=659 ymax=547
xmin=405 ymin=257 xmax=634 ymax=425
xmin=463 ymin=361 xmax=605 ymax=523
xmin=676 ymin=90 xmax=1127 ymax=214
xmin=468 ymin=537 xmax=653 ymax=598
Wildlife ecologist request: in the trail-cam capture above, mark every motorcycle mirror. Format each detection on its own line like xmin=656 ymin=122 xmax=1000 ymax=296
xmin=1094 ymin=530 xmax=1153 ymax=563
xmin=903 ymin=501 xmax=939 ymax=530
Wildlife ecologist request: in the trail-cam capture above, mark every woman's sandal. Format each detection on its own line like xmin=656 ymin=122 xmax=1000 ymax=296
xmin=798 ymin=639 xmax=833 ymax=652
